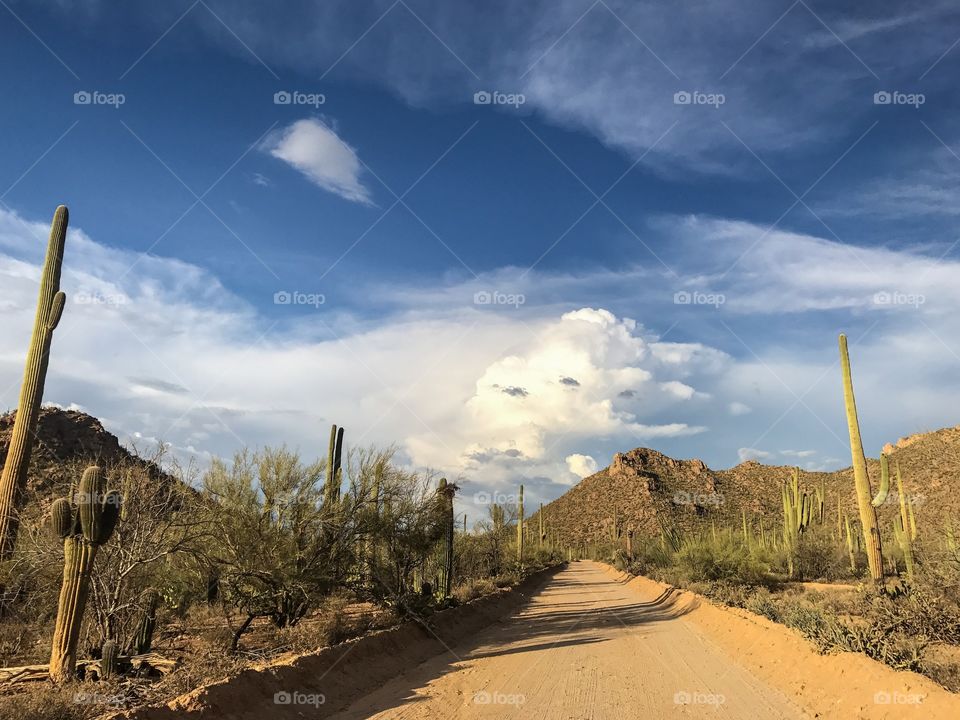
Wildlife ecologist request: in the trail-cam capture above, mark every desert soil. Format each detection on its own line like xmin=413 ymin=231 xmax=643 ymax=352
xmin=120 ymin=561 xmax=959 ymax=719
xmin=332 ymin=561 xmax=805 ymax=719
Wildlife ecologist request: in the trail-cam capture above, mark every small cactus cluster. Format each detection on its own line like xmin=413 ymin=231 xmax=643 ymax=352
xmin=49 ymin=466 xmax=122 ymax=683
xmin=781 ymin=467 xmax=813 ymax=577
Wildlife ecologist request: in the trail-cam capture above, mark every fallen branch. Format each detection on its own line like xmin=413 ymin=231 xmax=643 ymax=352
xmin=0 ymin=653 xmax=179 ymax=683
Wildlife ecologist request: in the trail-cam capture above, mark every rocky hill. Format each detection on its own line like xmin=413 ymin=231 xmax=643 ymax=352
xmin=541 ymin=426 xmax=960 ymax=548
xmin=0 ymin=406 xmax=164 ymax=501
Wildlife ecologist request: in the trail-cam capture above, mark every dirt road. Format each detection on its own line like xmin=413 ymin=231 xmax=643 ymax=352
xmin=331 ymin=561 xmax=806 ymax=719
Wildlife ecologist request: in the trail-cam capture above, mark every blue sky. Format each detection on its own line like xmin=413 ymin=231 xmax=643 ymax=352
xmin=3 ymin=0 xmax=960 ymax=517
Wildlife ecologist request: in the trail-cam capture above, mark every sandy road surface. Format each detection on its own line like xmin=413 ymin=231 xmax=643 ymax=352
xmin=331 ymin=561 xmax=806 ymax=719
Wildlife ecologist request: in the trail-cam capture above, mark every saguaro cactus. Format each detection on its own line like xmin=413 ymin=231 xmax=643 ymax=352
xmin=0 ymin=206 xmax=68 ymax=559
xmin=324 ymin=424 xmax=345 ymax=505
xmin=893 ymin=462 xmax=916 ymax=582
xmin=844 ymin=514 xmax=857 ymax=573
xmin=815 ymin=477 xmax=825 ymax=524
xmin=436 ymin=478 xmax=455 ymax=597
xmin=49 ymin=467 xmax=121 ymax=683
xmin=133 ymin=589 xmax=160 ymax=654
xmin=100 ymin=640 xmax=117 ymax=679
xmin=838 ymin=334 xmax=884 ymax=582
xmin=516 ymin=485 xmax=524 ymax=566
xmin=782 ymin=467 xmax=812 ymax=578
xmin=539 ymin=503 xmax=545 ymax=548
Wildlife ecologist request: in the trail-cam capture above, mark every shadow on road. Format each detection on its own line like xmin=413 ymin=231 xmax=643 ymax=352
xmin=331 ymin=562 xmax=695 ymax=718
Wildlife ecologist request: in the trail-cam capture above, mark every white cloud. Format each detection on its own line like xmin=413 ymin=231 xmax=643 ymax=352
xmin=261 ymin=119 xmax=371 ymax=204
xmin=0 ymin=208 xmax=720 ymax=514
xmin=738 ymin=447 xmax=772 ymax=462
xmin=781 ymin=449 xmax=816 ymax=458
xmin=566 ymin=454 xmax=598 ymax=478
xmin=5 ymin=205 xmax=960 ymax=507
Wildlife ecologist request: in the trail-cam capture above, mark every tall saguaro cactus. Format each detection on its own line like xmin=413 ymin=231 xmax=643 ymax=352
xmin=0 ymin=206 xmax=69 ymax=559
xmin=838 ymin=334 xmax=884 ymax=582
xmin=324 ymin=424 xmax=345 ymax=505
xmin=516 ymin=485 xmax=524 ymax=567
xmin=436 ymin=478 xmax=456 ymax=597
xmin=538 ymin=503 xmax=545 ymax=548
xmin=49 ymin=466 xmax=121 ymax=683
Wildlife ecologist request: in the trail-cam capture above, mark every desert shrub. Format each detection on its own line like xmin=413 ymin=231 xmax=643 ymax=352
xmin=744 ymin=587 xmax=781 ymax=621
xmin=261 ymin=594 xmax=358 ymax=653
xmin=703 ymin=582 xmax=753 ymax=608
xmin=0 ymin=682 xmax=131 ymax=720
xmin=672 ymin=534 xmax=772 ymax=586
xmin=625 ymin=540 xmax=672 ymax=576
xmin=453 ymin=577 xmax=497 ymax=603
xmin=793 ymin=532 xmax=850 ymax=581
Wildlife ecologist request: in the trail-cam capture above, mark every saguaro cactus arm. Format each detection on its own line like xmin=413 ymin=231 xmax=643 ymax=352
xmin=871 ymin=454 xmax=890 ymax=507
xmin=0 ymin=206 xmax=69 ymax=559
